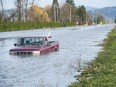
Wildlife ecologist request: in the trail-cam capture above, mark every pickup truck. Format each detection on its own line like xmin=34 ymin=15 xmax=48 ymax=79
xmin=9 ymin=36 xmax=59 ymax=56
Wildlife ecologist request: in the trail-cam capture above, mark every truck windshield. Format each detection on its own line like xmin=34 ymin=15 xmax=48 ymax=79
xmin=18 ymin=37 xmax=45 ymax=46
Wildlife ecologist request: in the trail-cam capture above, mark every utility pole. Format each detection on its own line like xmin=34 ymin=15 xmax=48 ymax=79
xmin=85 ymin=11 xmax=87 ymax=25
xmin=22 ymin=0 xmax=25 ymax=22
xmin=53 ymin=5 xmax=56 ymax=22
xmin=69 ymin=5 xmax=71 ymax=22
xmin=25 ymin=0 xmax=28 ymax=21
xmin=56 ymin=6 xmax=59 ymax=22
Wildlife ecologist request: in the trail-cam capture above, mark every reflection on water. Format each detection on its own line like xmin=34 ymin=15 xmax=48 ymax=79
xmin=0 ymin=24 xmax=115 ymax=87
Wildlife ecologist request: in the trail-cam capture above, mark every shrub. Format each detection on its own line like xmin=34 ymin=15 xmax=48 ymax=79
xmin=0 ymin=21 xmax=75 ymax=32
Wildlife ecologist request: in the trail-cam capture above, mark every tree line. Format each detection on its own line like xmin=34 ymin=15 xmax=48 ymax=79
xmin=0 ymin=0 xmax=106 ymax=25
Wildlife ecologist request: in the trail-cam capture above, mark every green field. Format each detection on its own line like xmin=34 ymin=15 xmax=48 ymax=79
xmin=69 ymin=27 xmax=116 ymax=87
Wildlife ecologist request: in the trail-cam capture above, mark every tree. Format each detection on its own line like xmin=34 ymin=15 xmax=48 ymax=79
xmin=86 ymin=11 xmax=94 ymax=25
xmin=76 ymin=5 xmax=86 ymax=25
xmin=0 ymin=13 xmax=2 ymax=21
xmin=15 ymin=0 xmax=28 ymax=22
xmin=114 ymin=18 xmax=116 ymax=24
xmin=66 ymin=0 xmax=76 ymax=22
xmin=61 ymin=3 xmax=71 ymax=22
xmin=15 ymin=0 xmax=22 ymax=21
xmin=32 ymin=0 xmax=34 ymax=6
xmin=50 ymin=0 xmax=60 ymax=22
xmin=66 ymin=0 xmax=75 ymax=6
xmin=44 ymin=5 xmax=51 ymax=16
xmin=60 ymin=0 xmax=79 ymax=22
xmin=28 ymin=5 xmax=50 ymax=22
xmin=25 ymin=0 xmax=29 ymax=21
xmin=61 ymin=3 xmax=78 ymax=22
xmin=0 ymin=0 xmax=4 ymax=21
xmin=97 ymin=15 xmax=105 ymax=24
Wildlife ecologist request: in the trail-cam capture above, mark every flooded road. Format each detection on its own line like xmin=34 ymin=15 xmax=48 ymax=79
xmin=0 ymin=24 xmax=115 ymax=87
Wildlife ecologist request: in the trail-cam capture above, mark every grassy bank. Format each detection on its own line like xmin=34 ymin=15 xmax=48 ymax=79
xmin=0 ymin=22 xmax=75 ymax=32
xmin=69 ymin=27 xmax=116 ymax=87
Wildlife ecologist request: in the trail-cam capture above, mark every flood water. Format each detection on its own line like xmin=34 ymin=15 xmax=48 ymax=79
xmin=0 ymin=24 xmax=115 ymax=87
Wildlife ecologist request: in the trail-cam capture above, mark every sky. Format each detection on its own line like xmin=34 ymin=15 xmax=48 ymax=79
xmin=3 ymin=0 xmax=116 ymax=10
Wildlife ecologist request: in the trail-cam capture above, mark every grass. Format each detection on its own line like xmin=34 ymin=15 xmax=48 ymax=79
xmin=0 ymin=21 xmax=75 ymax=32
xmin=69 ymin=27 xmax=116 ymax=87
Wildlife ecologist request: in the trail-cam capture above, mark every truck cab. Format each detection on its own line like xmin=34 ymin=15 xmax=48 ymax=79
xmin=16 ymin=37 xmax=48 ymax=47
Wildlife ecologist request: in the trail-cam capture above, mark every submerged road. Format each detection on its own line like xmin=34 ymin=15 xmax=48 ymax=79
xmin=0 ymin=24 xmax=115 ymax=87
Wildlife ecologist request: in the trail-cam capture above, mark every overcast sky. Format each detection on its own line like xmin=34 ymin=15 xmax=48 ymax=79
xmin=3 ymin=0 xmax=116 ymax=9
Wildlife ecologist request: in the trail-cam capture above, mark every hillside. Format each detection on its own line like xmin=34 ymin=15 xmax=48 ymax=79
xmin=100 ymin=6 xmax=116 ymax=19
xmin=86 ymin=6 xmax=116 ymax=19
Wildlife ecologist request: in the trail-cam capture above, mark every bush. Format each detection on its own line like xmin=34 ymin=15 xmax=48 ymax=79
xmin=0 ymin=21 xmax=75 ymax=32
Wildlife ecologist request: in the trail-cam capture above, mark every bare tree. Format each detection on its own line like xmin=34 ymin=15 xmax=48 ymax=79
xmin=25 ymin=0 xmax=28 ymax=21
xmin=0 ymin=0 xmax=4 ymax=21
xmin=15 ymin=0 xmax=22 ymax=21
xmin=61 ymin=3 xmax=70 ymax=22
xmin=5 ymin=13 xmax=16 ymax=21
xmin=22 ymin=0 xmax=25 ymax=22
xmin=32 ymin=0 xmax=34 ymax=6
xmin=15 ymin=0 xmax=27 ymax=22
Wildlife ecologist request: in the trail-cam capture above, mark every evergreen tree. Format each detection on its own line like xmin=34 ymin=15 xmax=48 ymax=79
xmin=97 ymin=15 xmax=105 ymax=24
xmin=77 ymin=5 xmax=86 ymax=24
xmin=52 ymin=0 xmax=59 ymax=6
xmin=66 ymin=0 xmax=75 ymax=5
xmin=115 ymin=18 xmax=116 ymax=24
xmin=50 ymin=0 xmax=60 ymax=22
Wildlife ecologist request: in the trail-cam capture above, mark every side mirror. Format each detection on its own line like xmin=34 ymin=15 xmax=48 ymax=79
xmin=48 ymin=32 xmax=52 ymax=38
xmin=48 ymin=36 xmax=52 ymax=38
xmin=14 ymin=43 xmax=17 ymax=46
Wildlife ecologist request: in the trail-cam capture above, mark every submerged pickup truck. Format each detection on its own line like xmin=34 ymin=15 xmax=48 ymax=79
xmin=9 ymin=36 xmax=59 ymax=56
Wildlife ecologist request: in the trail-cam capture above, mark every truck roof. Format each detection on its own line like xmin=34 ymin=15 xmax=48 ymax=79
xmin=19 ymin=36 xmax=47 ymax=38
